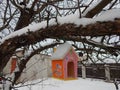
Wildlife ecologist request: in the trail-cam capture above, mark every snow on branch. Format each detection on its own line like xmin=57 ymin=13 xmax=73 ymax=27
xmin=1 ymin=9 xmax=120 ymax=45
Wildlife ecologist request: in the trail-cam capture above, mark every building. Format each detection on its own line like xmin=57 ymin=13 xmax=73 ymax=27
xmin=3 ymin=54 xmax=51 ymax=84
xmin=3 ymin=56 xmax=18 ymax=75
xmin=16 ymin=54 xmax=51 ymax=83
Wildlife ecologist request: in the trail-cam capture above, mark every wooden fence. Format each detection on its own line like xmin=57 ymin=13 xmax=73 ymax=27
xmin=77 ymin=63 xmax=120 ymax=81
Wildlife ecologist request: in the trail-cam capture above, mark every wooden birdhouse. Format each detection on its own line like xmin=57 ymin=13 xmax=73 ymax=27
xmin=51 ymin=43 xmax=79 ymax=80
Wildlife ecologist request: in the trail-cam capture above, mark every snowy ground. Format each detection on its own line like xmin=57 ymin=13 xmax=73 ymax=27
xmin=15 ymin=78 xmax=119 ymax=90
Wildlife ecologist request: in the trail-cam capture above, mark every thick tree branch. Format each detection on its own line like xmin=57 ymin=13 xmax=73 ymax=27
xmin=0 ymin=19 xmax=120 ymax=72
xmin=85 ymin=0 xmax=113 ymax=18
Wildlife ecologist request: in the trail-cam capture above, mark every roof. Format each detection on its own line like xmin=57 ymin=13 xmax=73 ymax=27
xmin=51 ymin=43 xmax=72 ymax=60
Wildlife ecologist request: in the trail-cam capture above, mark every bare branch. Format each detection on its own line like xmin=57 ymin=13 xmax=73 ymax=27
xmin=10 ymin=0 xmax=23 ymax=10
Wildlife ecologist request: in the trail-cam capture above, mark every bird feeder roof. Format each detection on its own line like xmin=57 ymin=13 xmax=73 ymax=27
xmin=51 ymin=42 xmax=72 ymax=60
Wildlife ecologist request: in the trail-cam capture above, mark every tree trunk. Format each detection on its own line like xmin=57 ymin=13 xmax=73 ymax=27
xmin=15 ymin=8 xmax=34 ymax=31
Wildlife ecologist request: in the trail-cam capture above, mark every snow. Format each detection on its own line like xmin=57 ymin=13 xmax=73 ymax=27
xmin=2 ymin=73 xmax=16 ymax=90
xmin=51 ymin=42 xmax=72 ymax=60
xmin=4 ymin=80 xmax=11 ymax=90
xmin=90 ymin=37 xmax=103 ymax=43
xmin=95 ymin=9 xmax=120 ymax=21
xmin=15 ymin=78 xmax=118 ymax=90
xmin=1 ymin=9 xmax=120 ymax=44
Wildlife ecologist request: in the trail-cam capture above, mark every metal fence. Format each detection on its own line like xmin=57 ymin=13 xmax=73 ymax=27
xmin=78 ymin=63 xmax=120 ymax=81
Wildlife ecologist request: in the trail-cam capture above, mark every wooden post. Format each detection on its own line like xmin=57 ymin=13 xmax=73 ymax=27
xmin=104 ymin=64 xmax=111 ymax=82
xmin=81 ymin=64 xmax=86 ymax=79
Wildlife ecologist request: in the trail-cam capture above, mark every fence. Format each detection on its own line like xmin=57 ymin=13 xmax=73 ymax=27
xmin=77 ymin=63 xmax=120 ymax=81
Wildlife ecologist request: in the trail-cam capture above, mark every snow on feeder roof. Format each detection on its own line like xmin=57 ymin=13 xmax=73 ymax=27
xmin=51 ymin=43 xmax=72 ymax=60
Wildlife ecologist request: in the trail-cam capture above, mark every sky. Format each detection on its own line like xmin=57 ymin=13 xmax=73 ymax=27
xmin=0 ymin=0 xmax=3 ymax=4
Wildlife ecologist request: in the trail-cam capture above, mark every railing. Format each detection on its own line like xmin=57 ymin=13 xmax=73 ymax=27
xmin=77 ymin=63 xmax=120 ymax=81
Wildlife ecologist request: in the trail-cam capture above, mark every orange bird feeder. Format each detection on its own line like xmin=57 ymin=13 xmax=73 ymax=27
xmin=51 ymin=43 xmax=79 ymax=80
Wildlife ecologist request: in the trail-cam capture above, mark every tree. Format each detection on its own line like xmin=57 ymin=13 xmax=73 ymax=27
xmin=0 ymin=0 xmax=120 ymax=89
